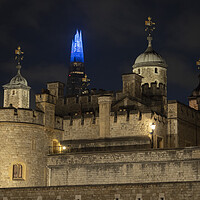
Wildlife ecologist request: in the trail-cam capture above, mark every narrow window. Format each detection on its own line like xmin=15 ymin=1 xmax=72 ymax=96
xmin=76 ymin=96 xmax=79 ymax=103
xmin=70 ymin=116 xmax=73 ymax=126
xmin=88 ymin=96 xmax=91 ymax=102
xmin=155 ymin=68 xmax=158 ymax=73
xmin=13 ymin=164 xmax=23 ymax=179
xmin=114 ymin=112 xmax=117 ymax=122
xmin=81 ymin=115 xmax=84 ymax=125
xmin=126 ymin=111 xmax=130 ymax=121
xmin=138 ymin=68 xmax=140 ymax=74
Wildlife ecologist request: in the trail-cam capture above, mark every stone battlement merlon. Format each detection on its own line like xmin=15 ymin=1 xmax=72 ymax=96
xmin=142 ymin=82 xmax=166 ymax=96
xmin=63 ymin=110 xmax=166 ymax=127
xmin=35 ymin=93 xmax=56 ymax=105
xmin=0 ymin=108 xmax=44 ymax=125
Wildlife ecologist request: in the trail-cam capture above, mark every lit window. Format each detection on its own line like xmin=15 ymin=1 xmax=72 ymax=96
xmin=13 ymin=164 xmax=23 ymax=179
xmin=52 ymin=140 xmax=60 ymax=154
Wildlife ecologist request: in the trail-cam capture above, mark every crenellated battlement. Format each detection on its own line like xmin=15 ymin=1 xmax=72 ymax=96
xmin=0 ymin=108 xmax=44 ymax=125
xmin=0 ymin=108 xmax=64 ymax=130
xmin=65 ymin=91 xmax=114 ymax=105
xmin=35 ymin=93 xmax=56 ymax=104
xmin=142 ymin=82 xmax=166 ymax=96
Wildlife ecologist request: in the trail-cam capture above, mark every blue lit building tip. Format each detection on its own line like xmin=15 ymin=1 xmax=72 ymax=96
xmin=70 ymin=30 xmax=84 ymax=63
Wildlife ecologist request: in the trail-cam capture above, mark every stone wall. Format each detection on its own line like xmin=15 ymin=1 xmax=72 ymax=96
xmin=0 ymin=181 xmax=200 ymax=199
xmin=0 ymin=108 xmax=44 ymax=125
xmin=0 ymin=122 xmax=47 ymax=188
xmin=0 ymin=108 xmax=64 ymax=188
xmin=133 ymin=66 xmax=167 ymax=87
xmin=168 ymin=100 xmax=200 ymax=147
xmin=47 ymin=146 xmax=200 ymax=186
xmin=63 ymin=111 xmax=167 ymax=147
xmin=3 ymin=88 xmax=30 ymax=109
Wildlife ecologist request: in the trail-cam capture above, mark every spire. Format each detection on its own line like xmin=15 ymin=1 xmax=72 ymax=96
xmin=70 ymin=30 xmax=84 ymax=63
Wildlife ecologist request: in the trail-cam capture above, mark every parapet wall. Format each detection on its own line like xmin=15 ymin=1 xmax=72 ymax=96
xmin=1 ymin=181 xmax=200 ymax=199
xmin=47 ymin=146 xmax=200 ymax=186
xmin=168 ymin=100 xmax=200 ymax=147
xmin=63 ymin=110 xmax=167 ymax=141
xmin=142 ymin=82 xmax=166 ymax=96
xmin=0 ymin=108 xmax=44 ymax=125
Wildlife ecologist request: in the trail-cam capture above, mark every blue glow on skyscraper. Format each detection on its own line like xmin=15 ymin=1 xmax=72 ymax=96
xmin=70 ymin=30 xmax=84 ymax=63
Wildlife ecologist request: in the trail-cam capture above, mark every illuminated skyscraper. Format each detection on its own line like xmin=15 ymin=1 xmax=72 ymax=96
xmin=66 ymin=30 xmax=90 ymax=96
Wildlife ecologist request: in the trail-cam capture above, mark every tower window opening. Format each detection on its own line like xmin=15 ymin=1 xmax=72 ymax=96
xmin=88 ymin=96 xmax=91 ymax=102
xmin=13 ymin=164 xmax=23 ymax=179
xmin=155 ymin=68 xmax=158 ymax=73
xmin=138 ymin=69 xmax=140 ymax=74
xmin=76 ymin=96 xmax=79 ymax=103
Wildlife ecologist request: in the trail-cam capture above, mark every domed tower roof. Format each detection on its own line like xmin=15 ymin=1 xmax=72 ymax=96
xmin=9 ymin=65 xmax=28 ymax=86
xmin=3 ymin=46 xmax=30 ymax=90
xmin=133 ymin=36 xmax=167 ymax=69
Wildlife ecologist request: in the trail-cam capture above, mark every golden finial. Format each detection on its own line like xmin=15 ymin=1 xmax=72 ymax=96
xmin=15 ymin=46 xmax=24 ymax=65
xmin=145 ymin=16 xmax=155 ymax=36
xmin=196 ymin=59 xmax=200 ymax=70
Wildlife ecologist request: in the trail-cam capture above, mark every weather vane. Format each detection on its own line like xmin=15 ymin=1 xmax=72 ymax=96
xmin=15 ymin=46 xmax=24 ymax=65
xmin=145 ymin=16 xmax=155 ymax=36
xmin=196 ymin=59 xmax=200 ymax=70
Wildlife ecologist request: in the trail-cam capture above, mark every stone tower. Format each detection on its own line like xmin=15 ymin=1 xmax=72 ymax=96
xmin=188 ymin=74 xmax=200 ymax=110
xmin=132 ymin=17 xmax=167 ymax=114
xmin=132 ymin=17 xmax=167 ymax=90
xmin=66 ymin=30 xmax=90 ymax=96
xmin=3 ymin=47 xmax=31 ymax=108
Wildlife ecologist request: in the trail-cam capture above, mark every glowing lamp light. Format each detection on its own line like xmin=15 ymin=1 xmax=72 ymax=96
xmin=151 ymin=123 xmax=156 ymax=130
xmin=69 ymin=75 xmax=71 ymax=76
xmin=62 ymin=146 xmax=66 ymax=150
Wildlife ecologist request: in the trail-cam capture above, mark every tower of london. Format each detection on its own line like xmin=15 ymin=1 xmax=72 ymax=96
xmin=1 ymin=18 xmax=200 ymax=199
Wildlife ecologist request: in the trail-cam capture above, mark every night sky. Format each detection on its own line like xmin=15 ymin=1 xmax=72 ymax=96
xmin=0 ymin=0 xmax=200 ymax=107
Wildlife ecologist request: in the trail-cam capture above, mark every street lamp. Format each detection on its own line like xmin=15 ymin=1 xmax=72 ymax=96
xmin=150 ymin=123 xmax=156 ymax=148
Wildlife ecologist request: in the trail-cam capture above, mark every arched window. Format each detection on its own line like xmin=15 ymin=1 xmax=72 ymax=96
xmin=13 ymin=164 xmax=23 ymax=179
xmin=138 ymin=69 xmax=140 ymax=74
xmin=52 ymin=140 xmax=61 ymax=154
xmin=155 ymin=68 xmax=158 ymax=73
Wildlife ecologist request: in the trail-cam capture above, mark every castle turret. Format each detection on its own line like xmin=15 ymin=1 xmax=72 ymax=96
xmin=122 ymin=73 xmax=142 ymax=98
xmin=188 ymin=60 xmax=200 ymax=110
xmin=3 ymin=46 xmax=31 ymax=109
xmin=66 ymin=30 xmax=90 ymax=96
xmin=35 ymin=90 xmax=56 ymax=129
xmin=132 ymin=17 xmax=167 ymax=96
